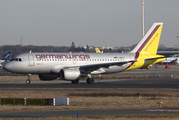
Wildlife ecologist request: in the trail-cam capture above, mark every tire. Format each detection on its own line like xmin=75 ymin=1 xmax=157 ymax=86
xmin=87 ymin=78 xmax=94 ymax=84
xmin=26 ymin=80 xmax=31 ymax=84
xmin=71 ymin=79 xmax=79 ymax=84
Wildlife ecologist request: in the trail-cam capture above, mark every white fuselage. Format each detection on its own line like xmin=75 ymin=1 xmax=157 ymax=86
xmin=3 ymin=52 xmax=135 ymax=75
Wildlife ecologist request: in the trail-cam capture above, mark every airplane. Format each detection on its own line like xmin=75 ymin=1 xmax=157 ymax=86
xmin=3 ymin=23 xmax=166 ymax=84
xmin=0 ymin=52 xmax=11 ymax=67
xmin=161 ymin=57 xmax=177 ymax=64
xmin=95 ymin=48 xmax=103 ymax=53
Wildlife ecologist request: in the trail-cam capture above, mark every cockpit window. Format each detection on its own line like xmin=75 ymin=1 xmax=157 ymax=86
xmin=19 ymin=58 xmax=22 ymax=61
xmin=10 ymin=58 xmax=15 ymax=61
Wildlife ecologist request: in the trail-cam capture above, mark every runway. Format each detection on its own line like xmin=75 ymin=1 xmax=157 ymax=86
xmin=0 ymin=107 xmax=179 ymax=118
xmin=0 ymin=78 xmax=179 ymax=89
xmin=0 ymin=65 xmax=179 ymax=118
xmin=0 ymin=79 xmax=179 ymax=118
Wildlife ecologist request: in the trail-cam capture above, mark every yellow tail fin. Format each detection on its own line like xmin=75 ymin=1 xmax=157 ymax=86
xmin=95 ymin=47 xmax=102 ymax=53
xmin=131 ymin=23 xmax=163 ymax=55
xmin=123 ymin=23 xmax=165 ymax=71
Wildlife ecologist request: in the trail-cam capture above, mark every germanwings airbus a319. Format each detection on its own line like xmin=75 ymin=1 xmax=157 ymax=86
xmin=3 ymin=23 xmax=166 ymax=84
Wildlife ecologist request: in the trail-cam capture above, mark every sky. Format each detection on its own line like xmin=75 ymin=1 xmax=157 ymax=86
xmin=0 ymin=0 xmax=179 ymax=47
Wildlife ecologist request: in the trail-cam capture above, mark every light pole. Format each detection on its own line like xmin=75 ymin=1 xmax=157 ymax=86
xmin=142 ymin=0 xmax=144 ymax=37
xmin=177 ymin=36 xmax=179 ymax=50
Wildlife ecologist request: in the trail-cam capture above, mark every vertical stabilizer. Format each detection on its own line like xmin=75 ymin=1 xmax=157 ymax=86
xmin=95 ymin=48 xmax=103 ymax=53
xmin=131 ymin=23 xmax=163 ymax=55
xmin=2 ymin=52 xmax=11 ymax=60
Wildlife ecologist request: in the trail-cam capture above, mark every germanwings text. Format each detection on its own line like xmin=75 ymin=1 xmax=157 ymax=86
xmin=36 ymin=54 xmax=90 ymax=59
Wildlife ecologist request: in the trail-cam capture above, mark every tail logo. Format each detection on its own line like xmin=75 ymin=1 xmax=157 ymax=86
xmin=144 ymin=33 xmax=159 ymax=52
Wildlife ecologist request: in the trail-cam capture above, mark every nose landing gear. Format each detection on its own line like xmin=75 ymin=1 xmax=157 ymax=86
xmin=26 ymin=74 xmax=31 ymax=84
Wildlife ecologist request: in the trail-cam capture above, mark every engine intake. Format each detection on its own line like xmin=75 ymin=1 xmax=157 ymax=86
xmin=60 ymin=69 xmax=81 ymax=81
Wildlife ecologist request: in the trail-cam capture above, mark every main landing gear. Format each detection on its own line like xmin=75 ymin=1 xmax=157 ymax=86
xmin=26 ymin=74 xmax=31 ymax=84
xmin=71 ymin=74 xmax=95 ymax=84
xmin=71 ymin=79 xmax=79 ymax=84
xmin=86 ymin=74 xmax=94 ymax=84
xmin=71 ymin=78 xmax=94 ymax=84
xmin=87 ymin=78 xmax=94 ymax=84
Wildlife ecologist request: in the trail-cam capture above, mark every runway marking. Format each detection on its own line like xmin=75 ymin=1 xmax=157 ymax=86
xmin=136 ymin=109 xmax=179 ymax=112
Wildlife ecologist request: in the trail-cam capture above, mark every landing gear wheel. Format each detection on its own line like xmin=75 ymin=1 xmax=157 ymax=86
xmin=26 ymin=79 xmax=31 ymax=84
xmin=87 ymin=78 xmax=94 ymax=84
xmin=26 ymin=74 xmax=31 ymax=84
xmin=71 ymin=79 xmax=79 ymax=84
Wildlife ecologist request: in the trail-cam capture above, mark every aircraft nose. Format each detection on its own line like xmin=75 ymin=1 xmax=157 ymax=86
xmin=3 ymin=62 xmax=12 ymax=72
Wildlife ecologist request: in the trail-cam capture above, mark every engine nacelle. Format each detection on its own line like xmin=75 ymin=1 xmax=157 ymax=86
xmin=38 ymin=74 xmax=58 ymax=81
xmin=60 ymin=69 xmax=81 ymax=81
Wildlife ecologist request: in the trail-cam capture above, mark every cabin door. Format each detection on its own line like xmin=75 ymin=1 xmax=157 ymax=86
xmin=28 ymin=55 xmax=35 ymax=66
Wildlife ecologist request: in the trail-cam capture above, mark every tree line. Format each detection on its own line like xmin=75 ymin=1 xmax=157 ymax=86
xmin=0 ymin=43 xmax=176 ymax=59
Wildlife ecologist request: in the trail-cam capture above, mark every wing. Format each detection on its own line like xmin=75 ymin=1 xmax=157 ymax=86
xmin=79 ymin=60 xmax=136 ymax=73
xmin=51 ymin=60 xmax=136 ymax=74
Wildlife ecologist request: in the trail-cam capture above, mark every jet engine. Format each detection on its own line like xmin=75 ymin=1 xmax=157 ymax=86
xmin=60 ymin=68 xmax=81 ymax=81
xmin=38 ymin=74 xmax=58 ymax=81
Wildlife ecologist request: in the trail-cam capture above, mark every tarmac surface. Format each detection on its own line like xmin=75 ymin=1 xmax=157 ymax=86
xmin=0 ymin=78 xmax=179 ymax=89
xmin=0 ymin=65 xmax=179 ymax=118
xmin=0 ymin=107 xmax=179 ymax=118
